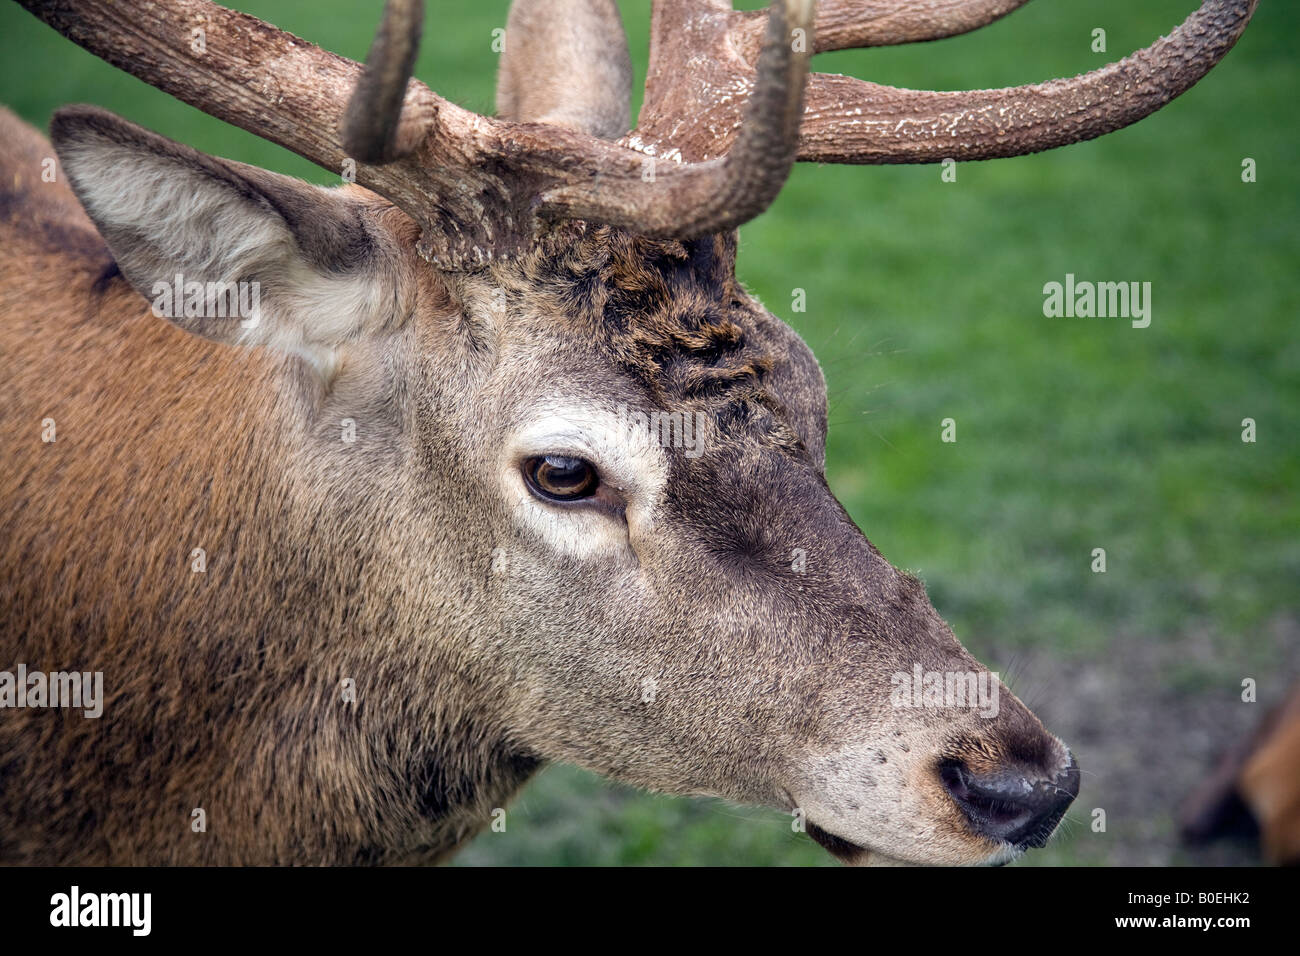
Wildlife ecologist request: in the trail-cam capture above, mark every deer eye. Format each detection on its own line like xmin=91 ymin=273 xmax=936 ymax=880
xmin=522 ymin=455 xmax=599 ymax=502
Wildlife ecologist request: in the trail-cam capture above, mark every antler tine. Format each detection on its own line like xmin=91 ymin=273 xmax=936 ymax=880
xmin=797 ymin=0 xmax=1257 ymax=164
xmin=539 ymin=0 xmax=815 ymax=238
xmin=341 ymin=0 xmax=428 ymax=163
xmin=737 ymin=0 xmax=1034 ymax=55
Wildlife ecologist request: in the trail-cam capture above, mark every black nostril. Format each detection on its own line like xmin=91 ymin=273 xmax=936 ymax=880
xmin=940 ymin=753 xmax=1080 ymax=849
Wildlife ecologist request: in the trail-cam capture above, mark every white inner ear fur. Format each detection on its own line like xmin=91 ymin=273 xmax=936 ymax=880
xmin=60 ymin=137 xmax=393 ymax=376
xmin=501 ymin=403 xmax=669 ymax=560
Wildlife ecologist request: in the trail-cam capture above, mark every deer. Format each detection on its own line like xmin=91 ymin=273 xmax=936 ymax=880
xmin=0 ymin=0 xmax=1254 ymax=865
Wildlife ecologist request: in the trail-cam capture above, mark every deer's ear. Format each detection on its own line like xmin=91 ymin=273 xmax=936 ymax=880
xmin=51 ymin=106 xmax=406 ymax=366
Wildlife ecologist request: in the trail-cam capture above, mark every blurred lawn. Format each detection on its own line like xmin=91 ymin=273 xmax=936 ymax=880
xmin=2 ymin=1 xmax=1295 ymax=866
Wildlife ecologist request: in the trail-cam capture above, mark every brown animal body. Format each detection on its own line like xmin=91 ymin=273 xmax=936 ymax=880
xmin=1182 ymin=682 xmax=1300 ymax=865
xmin=0 ymin=0 xmax=1254 ymax=864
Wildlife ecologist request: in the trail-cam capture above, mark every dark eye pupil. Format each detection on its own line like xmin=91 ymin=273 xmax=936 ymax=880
xmin=526 ymin=455 xmax=598 ymax=501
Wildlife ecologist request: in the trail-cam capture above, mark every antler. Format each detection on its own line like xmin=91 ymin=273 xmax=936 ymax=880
xmin=797 ymin=0 xmax=1258 ymax=164
xmin=541 ymin=0 xmax=813 ymax=237
xmin=17 ymin=0 xmax=813 ymax=268
xmin=17 ymin=0 xmax=1256 ymax=269
xmin=340 ymin=0 xmax=426 ymax=163
xmin=637 ymin=0 xmax=1257 ymax=164
xmin=752 ymin=0 xmax=1035 ymax=53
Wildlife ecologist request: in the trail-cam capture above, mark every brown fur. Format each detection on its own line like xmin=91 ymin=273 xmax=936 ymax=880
xmin=1185 ymin=682 xmax=1300 ymax=865
xmin=1240 ymin=706 xmax=1300 ymax=865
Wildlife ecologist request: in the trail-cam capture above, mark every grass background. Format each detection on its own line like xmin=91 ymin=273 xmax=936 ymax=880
xmin=2 ymin=0 xmax=1295 ymax=865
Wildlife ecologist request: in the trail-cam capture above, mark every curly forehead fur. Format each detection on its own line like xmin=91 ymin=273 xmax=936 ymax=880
xmin=497 ymin=225 xmax=776 ymax=402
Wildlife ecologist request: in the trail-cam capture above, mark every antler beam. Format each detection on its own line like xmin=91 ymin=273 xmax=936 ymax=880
xmin=638 ymin=0 xmax=1256 ymax=166
xmin=797 ymin=0 xmax=1259 ymax=163
xmin=20 ymin=0 xmax=379 ymax=173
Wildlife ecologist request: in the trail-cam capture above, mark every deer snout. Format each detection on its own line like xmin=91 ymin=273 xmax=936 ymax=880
xmin=939 ymin=752 xmax=1080 ymax=850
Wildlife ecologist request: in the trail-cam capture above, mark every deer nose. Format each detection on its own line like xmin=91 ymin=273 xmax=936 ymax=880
xmin=939 ymin=753 xmax=1080 ymax=848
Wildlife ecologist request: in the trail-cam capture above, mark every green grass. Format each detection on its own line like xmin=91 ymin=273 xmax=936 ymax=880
xmin=3 ymin=0 xmax=1296 ymax=865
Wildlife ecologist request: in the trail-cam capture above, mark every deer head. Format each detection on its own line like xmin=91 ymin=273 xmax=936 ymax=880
xmin=19 ymin=0 xmax=1254 ymax=864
